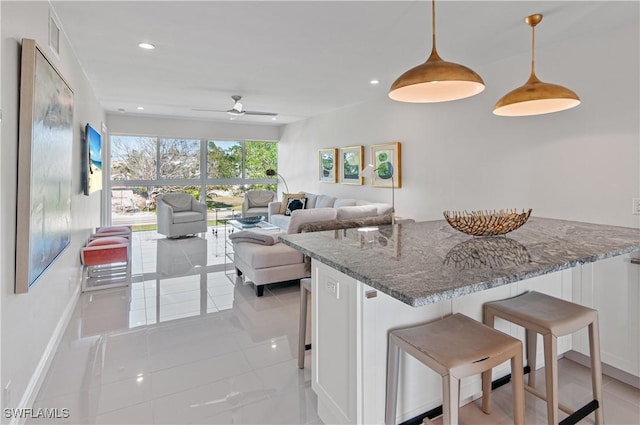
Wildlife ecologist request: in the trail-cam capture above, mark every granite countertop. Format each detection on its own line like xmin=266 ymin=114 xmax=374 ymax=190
xmin=279 ymin=217 xmax=640 ymax=307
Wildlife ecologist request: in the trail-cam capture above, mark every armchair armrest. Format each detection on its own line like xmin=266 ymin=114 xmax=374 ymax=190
xmin=242 ymin=196 xmax=251 ymax=217
xmin=268 ymin=201 xmax=282 ymax=222
xmin=191 ymin=199 xmax=207 ymax=215
xmin=157 ymin=200 xmax=174 ymax=235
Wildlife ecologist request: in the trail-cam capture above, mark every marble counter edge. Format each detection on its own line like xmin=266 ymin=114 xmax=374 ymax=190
xmin=279 ymin=237 xmax=640 ymax=307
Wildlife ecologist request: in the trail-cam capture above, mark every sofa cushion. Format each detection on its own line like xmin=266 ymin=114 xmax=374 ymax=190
xmin=303 ymin=193 xmax=319 ymax=209
xmin=288 ymin=208 xmax=337 ymax=233
xmin=336 ymin=205 xmax=378 ymax=220
xmin=173 ymin=211 xmax=204 ymax=224
xmin=279 ymin=193 xmax=306 ymax=214
xmin=284 ymin=197 xmax=307 ymax=216
xmin=355 ymin=200 xmax=394 ymax=216
xmin=270 ymin=214 xmax=291 ymax=231
xmin=162 ymin=193 xmax=192 ymax=212
xmin=315 ymin=194 xmax=337 ymax=208
xmin=334 ymin=198 xmax=357 ymax=208
xmin=233 ymin=241 xmax=304 ymax=269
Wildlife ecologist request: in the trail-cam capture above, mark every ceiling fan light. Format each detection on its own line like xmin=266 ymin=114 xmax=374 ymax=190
xmin=493 ymin=81 xmax=580 ymax=116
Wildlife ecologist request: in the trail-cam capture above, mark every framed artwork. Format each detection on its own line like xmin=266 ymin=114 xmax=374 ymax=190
xmin=16 ymin=39 xmax=74 ymax=293
xmin=82 ymin=123 xmax=103 ymax=195
xmin=340 ymin=146 xmax=364 ymax=185
xmin=370 ymin=142 xmax=402 ymax=188
xmin=319 ymin=148 xmax=338 ymax=183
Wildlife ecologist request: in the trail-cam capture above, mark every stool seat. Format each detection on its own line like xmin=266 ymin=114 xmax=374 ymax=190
xmin=392 ymin=313 xmax=522 ymax=378
xmin=386 ymin=313 xmax=525 ymax=425
xmin=484 ymin=291 xmax=597 ymax=337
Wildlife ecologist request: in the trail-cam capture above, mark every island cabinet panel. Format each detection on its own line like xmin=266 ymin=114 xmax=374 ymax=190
xmin=312 ymin=260 xmax=359 ymax=424
xmin=572 ymin=253 xmax=640 ymax=378
xmin=312 ymin=260 xmax=575 ymax=425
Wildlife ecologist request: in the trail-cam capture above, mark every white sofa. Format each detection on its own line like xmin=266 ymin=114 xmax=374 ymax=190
xmin=268 ymin=192 xmax=393 ymax=233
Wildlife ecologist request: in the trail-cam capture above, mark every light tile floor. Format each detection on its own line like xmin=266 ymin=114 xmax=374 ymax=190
xmin=30 ymin=230 xmax=639 ymax=424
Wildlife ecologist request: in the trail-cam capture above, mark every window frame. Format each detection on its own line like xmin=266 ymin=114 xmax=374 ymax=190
xmin=107 ymin=134 xmax=278 ymax=224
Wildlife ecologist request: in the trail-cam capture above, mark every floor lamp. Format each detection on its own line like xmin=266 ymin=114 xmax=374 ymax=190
xmin=361 ymin=164 xmax=395 ymax=225
xmin=265 ymin=169 xmax=289 ymax=198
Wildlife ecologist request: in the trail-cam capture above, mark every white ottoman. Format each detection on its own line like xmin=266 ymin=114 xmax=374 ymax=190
xmin=233 ymin=241 xmax=310 ymax=296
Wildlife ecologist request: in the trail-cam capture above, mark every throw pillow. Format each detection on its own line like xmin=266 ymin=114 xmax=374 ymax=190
xmin=279 ymin=193 xmax=306 ymax=214
xmin=285 ymin=197 xmax=307 ymax=216
xmin=315 ymin=194 xmax=337 ymax=208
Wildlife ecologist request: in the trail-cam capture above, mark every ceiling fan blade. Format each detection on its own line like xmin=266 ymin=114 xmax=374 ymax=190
xmin=244 ymin=111 xmax=278 ymax=116
xmin=192 ymin=108 xmax=228 ymax=112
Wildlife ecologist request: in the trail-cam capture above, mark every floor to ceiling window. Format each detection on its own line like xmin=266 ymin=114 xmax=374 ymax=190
xmin=109 ymin=135 xmax=278 ymax=230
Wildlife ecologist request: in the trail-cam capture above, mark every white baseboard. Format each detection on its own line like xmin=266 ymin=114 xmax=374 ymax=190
xmin=10 ymin=282 xmax=81 ymax=425
xmin=564 ymin=350 xmax=640 ymax=389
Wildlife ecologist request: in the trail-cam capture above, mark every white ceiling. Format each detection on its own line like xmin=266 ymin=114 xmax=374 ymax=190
xmin=50 ymin=1 xmax=637 ymax=126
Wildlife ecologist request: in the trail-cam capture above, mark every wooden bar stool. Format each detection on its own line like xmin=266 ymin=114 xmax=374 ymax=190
xmin=385 ymin=313 xmax=525 ymax=425
xmin=484 ymin=291 xmax=604 ymax=425
xmin=298 ymin=278 xmax=312 ymax=369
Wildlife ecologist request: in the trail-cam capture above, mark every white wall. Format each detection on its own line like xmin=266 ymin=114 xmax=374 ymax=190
xmin=107 ymin=114 xmax=281 ymax=141
xmin=279 ymin=19 xmax=640 ymax=228
xmin=1 ymin=1 xmax=104 ymax=417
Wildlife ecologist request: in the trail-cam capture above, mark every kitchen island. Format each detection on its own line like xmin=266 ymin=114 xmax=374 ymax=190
xmin=280 ymin=217 xmax=640 ymax=424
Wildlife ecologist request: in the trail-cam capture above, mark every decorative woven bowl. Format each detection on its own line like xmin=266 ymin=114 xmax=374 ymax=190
xmin=443 ymin=209 xmax=532 ymax=236
xmin=235 ymin=215 xmax=265 ymax=225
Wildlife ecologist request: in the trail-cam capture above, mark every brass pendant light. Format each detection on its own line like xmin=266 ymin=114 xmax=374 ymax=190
xmin=389 ymin=0 xmax=485 ymax=103
xmin=494 ymin=14 xmax=580 ymax=116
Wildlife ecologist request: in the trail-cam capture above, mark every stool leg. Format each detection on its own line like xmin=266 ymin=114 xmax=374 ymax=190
xmin=543 ymin=334 xmax=559 ymax=425
xmin=298 ymin=287 xmax=308 ymax=369
xmin=526 ymin=329 xmax=538 ymax=387
xmin=481 ymin=308 xmax=495 ymax=414
xmin=588 ymin=320 xmax=604 ymax=425
xmin=481 ymin=367 xmax=492 ymax=414
xmin=442 ymin=375 xmax=459 ymax=425
xmin=385 ymin=337 xmax=400 ymax=425
xmin=511 ymin=351 xmax=525 ymax=425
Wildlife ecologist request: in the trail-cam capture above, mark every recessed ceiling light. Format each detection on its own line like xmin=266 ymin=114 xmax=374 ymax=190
xmin=271 ymin=117 xmax=277 ymax=121
xmin=370 ymin=79 xmax=380 ymax=85
xmin=138 ymin=42 xmax=155 ymax=50
xmin=137 ymin=106 xmax=144 ymax=110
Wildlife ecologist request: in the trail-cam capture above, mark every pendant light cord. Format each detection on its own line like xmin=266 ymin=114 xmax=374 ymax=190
xmin=530 ymin=24 xmax=536 ymax=76
xmin=431 ymin=0 xmax=436 ymax=51
xmin=526 ymin=14 xmax=542 ymax=83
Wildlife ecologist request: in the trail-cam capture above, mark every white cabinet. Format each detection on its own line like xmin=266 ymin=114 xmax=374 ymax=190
xmin=311 ymin=259 xmax=575 ymax=425
xmin=573 ymin=253 xmax=640 ymax=377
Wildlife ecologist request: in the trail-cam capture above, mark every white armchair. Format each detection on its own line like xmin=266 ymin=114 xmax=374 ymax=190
xmin=242 ymin=190 xmax=276 ymax=218
xmin=157 ymin=193 xmax=207 ymax=238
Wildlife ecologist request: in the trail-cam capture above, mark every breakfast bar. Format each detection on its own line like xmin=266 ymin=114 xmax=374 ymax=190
xmin=280 ymin=217 xmax=640 ymax=424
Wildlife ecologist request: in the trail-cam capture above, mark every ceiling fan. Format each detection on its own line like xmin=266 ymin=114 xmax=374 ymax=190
xmin=193 ymin=95 xmax=278 ymax=117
